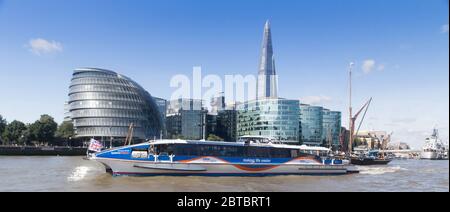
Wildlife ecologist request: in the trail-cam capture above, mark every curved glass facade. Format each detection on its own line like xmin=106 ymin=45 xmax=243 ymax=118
xmin=299 ymin=104 xmax=323 ymax=145
xmin=68 ymin=68 xmax=162 ymax=140
xmin=237 ymin=98 xmax=300 ymax=143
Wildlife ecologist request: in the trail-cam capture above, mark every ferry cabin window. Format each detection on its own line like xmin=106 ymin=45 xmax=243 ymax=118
xmin=198 ymin=145 xmax=242 ymax=157
xmin=170 ymin=144 xmax=300 ymax=158
xmin=154 ymin=144 xmax=175 ymax=155
xmin=291 ymin=149 xmax=298 ymax=158
xmin=269 ymin=148 xmax=292 ymax=158
xmin=174 ymin=144 xmax=198 ymax=156
xmin=246 ymin=146 xmax=271 ymax=158
xmin=172 ymin=144 xmax=243 ymax=157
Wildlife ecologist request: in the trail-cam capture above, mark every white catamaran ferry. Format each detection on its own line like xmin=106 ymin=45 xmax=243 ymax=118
xmin=89 ymin=136 xmax=358 ymax=176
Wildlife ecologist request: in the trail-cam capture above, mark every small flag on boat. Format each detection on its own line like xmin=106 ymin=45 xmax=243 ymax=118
xmin=88 ymin=138 xmax=103 ymax=152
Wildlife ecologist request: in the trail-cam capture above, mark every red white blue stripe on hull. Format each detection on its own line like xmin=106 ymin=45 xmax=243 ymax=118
xmin=93 ymin=157 xmax=357 ymax=176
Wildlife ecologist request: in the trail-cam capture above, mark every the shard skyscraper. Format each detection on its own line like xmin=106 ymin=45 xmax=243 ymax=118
xmin=256 ymin=20 xmax=278 ymax=99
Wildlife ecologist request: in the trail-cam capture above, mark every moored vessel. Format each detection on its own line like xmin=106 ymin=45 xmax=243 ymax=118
xmin=350 ymin=157 xmax=391 ymax=165
xmin=350 ymin=150 xmax=392 ymax=165
xmin=421 ymin=128 xmax=446 ymax=160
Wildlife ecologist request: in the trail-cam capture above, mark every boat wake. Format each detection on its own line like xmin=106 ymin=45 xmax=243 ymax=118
xmin=67 ymin=166 xmax=91 ymax=182
xmin=357 ymin=166 xmax=407 ymax=175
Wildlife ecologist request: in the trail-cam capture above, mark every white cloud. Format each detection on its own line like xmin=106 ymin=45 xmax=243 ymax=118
xmin=441 ymin=24 xmax=449 ymax=34
xmin=300 ymin=95 xmax=332 ymax=106
xmin=28 ymin=38 xmax=63 ymax=55
xmin=362 ymin=59 xmax=376 ymax=74
xmin=362 ymin=59 xmax=386 ymax=74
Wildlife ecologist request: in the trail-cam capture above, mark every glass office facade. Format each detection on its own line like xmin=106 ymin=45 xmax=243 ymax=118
xmin=237 ymin=98 xmax=300 ymax=143
xmin=216 ymin=109 xmax=238 ymax=142
xmin=299 ymin=104 xmax=323 ymax=146
xmin=166 ymin=99 xmax=207 ymax=140
xmin=153 ymin=97 xmax=167 ymax=122
xmin=153 ymin=97 xmax=167 ymax=137
xmin=68 ymin=68 xmax=162 ymax=140
xmin=322 ymin=109 xmax=342 ymax=148
xmin=181 ymin=110 xmax=207 ymax=140
xmin=167 ymin=98 xmax=203 ymax=115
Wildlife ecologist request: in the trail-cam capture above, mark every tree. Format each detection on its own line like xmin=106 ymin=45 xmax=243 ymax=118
xmin=0 ymin=115 xmax=6 ymax=143
xmin=207 ymin=134 xmax=224 ymax=141
xmin=28 ymin=122 xmax=40 ymax=143
xmin=30 ymin=115 xmax=58 ymax=145
xmin=56 ymin=121 xmax=74 ymax=139
xmin=56 ymin=121 xmax=75 ymax=146
xmin=2 ymin=120 xmax=26 ymax=145
xmin=19 ymin=126 xmax=35 ymax=146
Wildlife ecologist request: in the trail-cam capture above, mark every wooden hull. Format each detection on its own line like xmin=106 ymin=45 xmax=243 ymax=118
xmin=350 ymin=158 xmax=391 ymax=166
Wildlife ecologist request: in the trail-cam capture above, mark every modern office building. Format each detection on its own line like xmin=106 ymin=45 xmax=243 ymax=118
xmin=68 ymin=68 xmax=162 ymax=141
xmin=202 ymin=95 xmax=237 ymax=142
xmin=298 ymin=104 xmax=342 ymax=147
xmin=257 ymin=20 xmax=278 ymax=99
xmin=322 ymin=109 xmax=342 ymax=148
xmin=165 ymin=115 xmax=181 ymax=139
xmin=216 ymin=109 xmax=238 ymax=142
xmin=237 ymin=98 xmax=300 ymax=143
xmin=153 ymin=97 xmax=167 ymax=137
xmin=166 ymin=99 xmax=207 ymax=140
xmin=206 ymin=114 xmax=218 ymax=139
xmin=167 ymin=98 xmax=203 ymax=115
xmin=210 ymin=95 xmax=226 ymax=115
xmin=299 ymin=104 xmax=324 ymax=146
xmin=153 ymin=97 xmax=167 ymax=123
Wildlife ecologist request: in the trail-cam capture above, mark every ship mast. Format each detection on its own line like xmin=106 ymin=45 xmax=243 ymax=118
xmin=347 ymin=62 xmax=372 ymax=154
xmin=348 ymin=63 xmax=354 ymax=154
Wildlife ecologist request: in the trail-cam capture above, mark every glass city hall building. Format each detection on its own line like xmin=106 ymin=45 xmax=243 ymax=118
xmin=237 ymin=98 xmax=300 ymax=143
xmin=68 ymin=68 xmax=163 ymax=141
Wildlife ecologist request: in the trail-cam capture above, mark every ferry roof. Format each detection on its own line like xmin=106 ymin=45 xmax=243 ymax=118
xmin=147 ymin=139 xmax=331 ymax=151
xmin=97 ymin=139 xmax=331 ymax=156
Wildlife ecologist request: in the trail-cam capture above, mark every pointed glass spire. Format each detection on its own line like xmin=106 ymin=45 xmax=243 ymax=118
xmin=259 ymin=20 xmax=275 ymax=75
xmin=257 ymin=20 xmax=278 ymax=99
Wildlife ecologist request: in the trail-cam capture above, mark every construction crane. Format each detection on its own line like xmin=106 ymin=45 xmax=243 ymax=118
xmin=124 ymin=123 xmax=134 ymax=146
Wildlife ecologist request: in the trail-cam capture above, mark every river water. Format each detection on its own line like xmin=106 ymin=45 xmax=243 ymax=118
xmin=0 ymin=156 xmax=448 ymax=192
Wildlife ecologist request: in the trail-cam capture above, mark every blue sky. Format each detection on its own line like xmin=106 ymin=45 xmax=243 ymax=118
xmin=0 ymin=0 xmax=448 ymax=148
